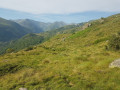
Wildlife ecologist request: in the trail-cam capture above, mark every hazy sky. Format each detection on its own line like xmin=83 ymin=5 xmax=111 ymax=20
xmin=0 ymin=0 xmax=120 ymax=14
xmin=0 ymin=0 xmax=119 ymax=23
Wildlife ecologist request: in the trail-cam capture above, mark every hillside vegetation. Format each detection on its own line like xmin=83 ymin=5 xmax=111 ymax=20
xmin=0 ymin=14 xmax=120 ymax=90
xmin=0 ymin=18 xmax=69 ymax=54
xmin=0 ymin=24 xmax=83 ymax=55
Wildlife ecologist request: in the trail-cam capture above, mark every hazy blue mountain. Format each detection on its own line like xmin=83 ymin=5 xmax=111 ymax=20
xmin=0 ymin=17 xmax=67 ymax=42
xmin=13 ymin=19 xmax=44 ymax=33
xmin=14 ymin=19 xmax=67 ymax=33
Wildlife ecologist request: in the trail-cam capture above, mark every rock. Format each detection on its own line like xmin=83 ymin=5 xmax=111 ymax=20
xmin=109 ymin=59 xmax=120 ymax=68
xmin=19 ymin=88 xmax=27 ymax=90
xmin=69 ymin=82 xmax=74 ymax=87
xmin=82 ymin=23 xmax=91 ymax=30
xmin=99 ymin=19 xmax=105 ymax=24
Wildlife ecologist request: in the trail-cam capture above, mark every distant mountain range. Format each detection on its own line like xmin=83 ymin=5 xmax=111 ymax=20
xmin=14 ymin=19 xmax=67 ymax=33
xmin=0 ymin=17 xmax=67 ymax=42
xmin=0 ymin=17 xmax=84 ymax=54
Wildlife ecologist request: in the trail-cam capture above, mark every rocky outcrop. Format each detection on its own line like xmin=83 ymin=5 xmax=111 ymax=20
xmin=82 ymin=23 xmax=91 ymax=30
xmin=109 ymin=59 xmax=120 ymax=68
xmin=19 ymin=88 xmax=27 ymax=90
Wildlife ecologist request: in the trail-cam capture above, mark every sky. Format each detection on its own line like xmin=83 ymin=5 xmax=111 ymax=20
xmin=0 ymin=0 xmax=120 ymax=23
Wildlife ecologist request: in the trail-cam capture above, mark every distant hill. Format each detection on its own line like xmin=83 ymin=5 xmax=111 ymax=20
xmin=14 ymin=19 xmax=67 ymax=33
xmin=0 ymin=17 xmax=31 ymax=42
xmin=0 ymin=17 xmax=67 ymax=42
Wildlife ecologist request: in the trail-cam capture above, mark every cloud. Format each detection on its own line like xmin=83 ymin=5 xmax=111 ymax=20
xmin=0 ymin=0 xmax=120 ymax=14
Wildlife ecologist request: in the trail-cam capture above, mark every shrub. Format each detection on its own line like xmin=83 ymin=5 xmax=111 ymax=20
xmin=108 ymin=32 xmax=120 ymax=50
xmin=0 ymin=64 xmax=23 ymax=76
xmin=43 ymin=60 xmax=50 ymax=64
xmin=6 ymin=48 xmax=14 ymax=53
xmin=93 ymin=38 xmax=108 ymax=44
xmin=24 ymin=46 xmax=34 ymax=51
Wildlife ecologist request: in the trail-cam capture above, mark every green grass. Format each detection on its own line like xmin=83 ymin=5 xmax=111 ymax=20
xmin=70 ymin=28 xmax=90 ymax=38
xmin=0 ymin=14 xmax=120 ymax=90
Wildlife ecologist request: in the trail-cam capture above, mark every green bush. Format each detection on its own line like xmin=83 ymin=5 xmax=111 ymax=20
xmin=6 ymin=48 xmax=14 ymax=53
xmin=0 ymin=64 xmax=23 ymax=76
xmin=108 ymin=32 xmax=120 ymax=50
xmin=24 ymin=46 xmax=34 ymax=51
xmin=93 ymin=38 xmax=108 ymax=44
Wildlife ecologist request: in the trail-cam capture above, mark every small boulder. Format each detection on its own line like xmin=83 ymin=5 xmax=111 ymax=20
xmin=82 ymin=23 xmax=91 ymax=30
xmin=109 ymin=59 xmax=120 ymax=68
xmin=19 ymin=88 xmax=27 ymax=90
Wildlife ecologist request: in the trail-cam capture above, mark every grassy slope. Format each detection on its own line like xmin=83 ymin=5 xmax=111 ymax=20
xmin=0 ymin=24 xmax=82 ymax=55
xmin=0 ymin=14 xmax=120 ymax=90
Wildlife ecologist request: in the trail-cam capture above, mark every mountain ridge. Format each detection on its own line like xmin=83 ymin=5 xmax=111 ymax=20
xmin=14 ymin=19 xmax=67 ymax=33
